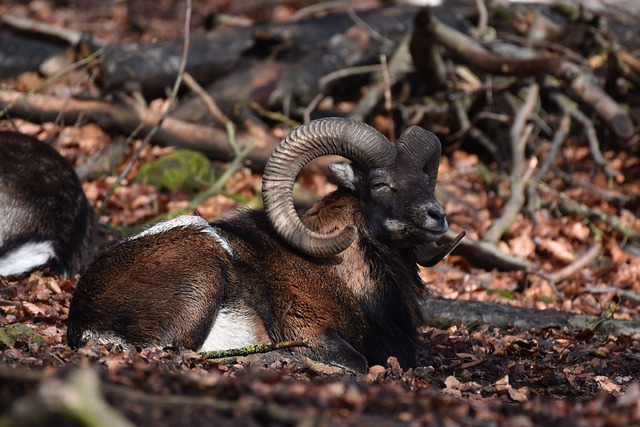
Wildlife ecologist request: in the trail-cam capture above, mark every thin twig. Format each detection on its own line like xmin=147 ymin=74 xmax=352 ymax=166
xmin=484 ymin=84 xmax=539 ymax=244
xmin=534 ymin=114 xmax=571 ymax=179
xmin=249 ymin=101 xmax=300 ymax=128
xmin=303 ymin=92 xmax=324 ymax=124
xmin=585 ymin=285 xmax=640 ymax=303
xmin=0 ymin=48 xmax=105 ymax=119
xmin=290 ymin=0 xmax=346 ymax=21
xmin=549 ymin=91 xmax=620 ymax=180
xmin=380 ymin=53 xmax=394 ymax=141
xmin=1 ymin=14 xmax=84 ymax=45
xmin=473 ymin=0 xmax=488 ymax=36
xmin=547 ymin=243 xmax=601 ymax=284
xmin=510 ymin=84 xmax=540 ymax=173
xmin=350 ymin=36 xmax=413 ymax=122
xmin=98 ymin=0 xmax=192 ymax=216
xmin=450 ymin=96 xmax=502 ymax=161
xmin=556 ymin=170 xmax=630 ymax=205
xmin=346 ymin=5 xmax=392 ymax=46
xmin=181 ymin=72 xmax=232 ymax=128
xmin=200 ymin=339 xmax=309 ymax=360
xmin=318 ymin=64 xmax=383 ymax=89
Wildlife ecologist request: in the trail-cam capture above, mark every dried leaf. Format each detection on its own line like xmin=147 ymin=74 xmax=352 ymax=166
xmin=363 ymin=365 xmax=386 ymax=384
xmin=443 ymin=376 xmax=462 ymax=397
xmin=537 ymin=238 xmax=575 ymax=263
xmin=508 ymin=386 xmax=529 ymax=402
xmin=594 ymin=376 xmax=621 ymax=395
xmin=494 ymin=374 xmax=510 ymax=392
xmin=21 ymin=302 xmax=45 ymax=316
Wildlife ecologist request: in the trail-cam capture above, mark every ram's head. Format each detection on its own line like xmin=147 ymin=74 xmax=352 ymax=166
xmin=262 ymin=117 xmax=464 ymax=260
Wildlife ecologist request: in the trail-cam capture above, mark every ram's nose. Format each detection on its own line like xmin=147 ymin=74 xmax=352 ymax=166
xmin=424 ymin=202 xmax=448 ymax=233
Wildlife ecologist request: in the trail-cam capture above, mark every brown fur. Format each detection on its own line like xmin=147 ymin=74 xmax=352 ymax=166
xmin=68 ymin=189 xmax=428 ymax=373
xmin=68 ymin=123 xmax=452 ymax=373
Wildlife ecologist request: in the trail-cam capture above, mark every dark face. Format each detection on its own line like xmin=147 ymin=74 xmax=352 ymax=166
xmin=330 ymin=148 xmax=448 ymax=249
xmin=361 ymin=152 xmax=447 ymax=248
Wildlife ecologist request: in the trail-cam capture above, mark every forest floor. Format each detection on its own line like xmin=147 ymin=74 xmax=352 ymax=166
xmin=1 ymin=0 xmax=640 ymax=425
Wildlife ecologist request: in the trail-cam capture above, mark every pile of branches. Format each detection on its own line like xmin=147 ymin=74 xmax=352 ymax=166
xmin=0 ymin=1 xmax=638 ymax=277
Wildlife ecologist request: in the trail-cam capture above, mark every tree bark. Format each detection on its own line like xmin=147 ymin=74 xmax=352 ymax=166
xmin=420 ymin=296 xmax=640 ymax=336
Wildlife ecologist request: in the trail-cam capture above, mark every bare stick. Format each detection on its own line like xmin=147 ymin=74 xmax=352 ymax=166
xmin=549 ymin=91 xmax=620 ymax=180
xmin=585 ymin=285 xmax=640 ymax=303
xmin=450 ymin=97 xmax=502 ymax=161
xmin=200 ymin=339 xmax=309 ymax=360
xmin=0 ymin=89 xmax=277 ymax=171
xmin=534 ymin=114 xmax=571 ymax=179
xmin=319 ymin=64 xmax=383 ymax=89
xmin=350 ymin=36 xmax=412 ymax=122
xmin=1 ymin=14 xmax=83 ymax=45
xmin=303 ymin=92 xmax=324 ymax=124
xmin=510 ymin=84 xmax=539 ymax=173
xmin=417 ymin=9 xmax=633 ymax=140
xmin=346 ymin=5 xmax=392 ymax=46
xmin=546 ymin=243 xmax=601 ymax=284
xmin=484 ymin=84 xmax=539 ymax=243
xmin=181 ymin=72 xmax=232 ymax=128
xmin=473 ymin=0 xmax=488 ymax=36
xmin=380 ymin=53 xmax=395 ymax=141
xmin=99 ymin=0 xmax=193 ymax=216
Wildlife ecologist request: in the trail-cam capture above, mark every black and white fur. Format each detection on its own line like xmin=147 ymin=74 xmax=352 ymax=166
xmin=0 ymin=131 xmax=95 ymax=277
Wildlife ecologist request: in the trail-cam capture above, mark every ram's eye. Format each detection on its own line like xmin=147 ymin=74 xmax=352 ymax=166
xmin=371 ymin=182 xmax=390 ymax=191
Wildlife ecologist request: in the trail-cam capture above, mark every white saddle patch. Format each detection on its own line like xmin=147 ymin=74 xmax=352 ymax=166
xmin=0 ymin=241 xmax=55 ymax=276
xmin=132 ymin=214 xmax=233 ymax=255
xmin=199 ymin=307 xmax=261 ymax=352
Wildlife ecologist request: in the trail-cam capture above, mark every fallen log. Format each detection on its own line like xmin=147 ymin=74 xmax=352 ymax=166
xmin=421 ymin=296 xmax=640 ymax=336
xmin=95 ymin=27 xmax=254 ymax=97
xmin=0 ymin=89 xmax=276 ymax=171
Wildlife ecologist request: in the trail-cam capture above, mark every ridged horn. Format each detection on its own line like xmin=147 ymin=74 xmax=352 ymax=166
xmin=262 ymin=117 xmax=396 ymax=257
xmin=396 ymin=126 xmax=442 ymax=194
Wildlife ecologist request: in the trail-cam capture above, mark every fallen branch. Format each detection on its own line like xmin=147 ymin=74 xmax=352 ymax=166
xmin=585 ymin=285 xmax=640 ymax=304
xmin=0 ymin=89 xmax=278 ymax=172
xmin=551 ymin=193 xmax=640 ymax=241
xmin=547 ymin=243 xmax=601 ymax=284
xmin=449 ymin=229 xmax=539 ymax=272
xmin=550 ymin=90 xmax=621 ymax=180
xmin=1 ymin=14 xmax=84 ymax=46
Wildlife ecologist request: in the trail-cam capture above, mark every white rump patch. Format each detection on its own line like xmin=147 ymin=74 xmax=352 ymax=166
xmin=199 ymin=307 xmax=261 ymax=352
xmin=0 ymin=241 xmax=55 ymax=276
xmin=132 ymin=214 xmax=233 ymax=255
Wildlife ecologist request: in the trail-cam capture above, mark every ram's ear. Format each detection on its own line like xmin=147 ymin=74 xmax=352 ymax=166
xmin=328 ymin=162 xmax=363 ymax=191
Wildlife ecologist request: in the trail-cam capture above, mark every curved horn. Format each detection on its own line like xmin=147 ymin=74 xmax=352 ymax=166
xmin=262 ymin=117 xmax=396 ymax=257
xmin=397 ymin=127 xmax=442 ymax=193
